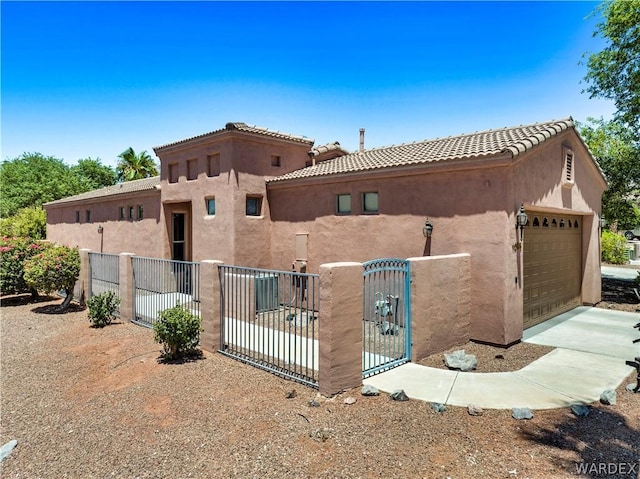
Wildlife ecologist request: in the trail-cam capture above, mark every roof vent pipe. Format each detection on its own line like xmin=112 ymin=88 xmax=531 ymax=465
xmin=359 ymin=128 xmax=365 ymax=152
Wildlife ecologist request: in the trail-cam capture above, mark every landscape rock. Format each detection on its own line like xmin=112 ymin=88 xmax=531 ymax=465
xmin=390 ymin=390 xmax=409 ymax=401
xmin=285 ymin=389 xmax=297 ymax=399
xmin=512 ymin=407 xmax=534 ymax=420
xmin=343 ymin=396 xmax=357 ymax=405
xmin=444 ymin=350 xmax=478 ymax=372
xmin=467 ymin=405 xmax=483 ymax=416
xmin=361 ymin=385 xmax=379 ymax=396
xmin=431 ymin=402 xmax=446 ymax=413
xmin=570 ymin=405 xmax=590 ymax=417
xmin=0 ymin=440 xmax=17 ymax=462
xmin=600 ymin=389 xmax=617 ymax=405
xmin=626 ymin=383 xmax=639 ymax=393
xmin=308 ymin=399 xmax=320 ymax=407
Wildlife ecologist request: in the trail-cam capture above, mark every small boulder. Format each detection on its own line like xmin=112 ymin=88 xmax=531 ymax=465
xmin=512 ymin=407 xmax=534 ymax=420
xmin=361 ymin=385 xmax=379 ymax=396
xmin=444 ymin=350 xmax=478 ymax=372
xmin=308 ymin=399 xmax=320 ymax=407
xmin=600 ymin=389 xmax=617 ymax=405
xmin=571 ymin=405 xmax=590 ymax=417
xmin=390 ymin=390 xmax=409 ymax=401
xmin=431 ymin=402 xmax=446 ymax=413
xmin=626 ymin=383 xmax=639 ymax=393
xmin=343 ymin=396 xmax=357 ymax=405
xmin=0 ymin=440 xmax=17 ymax=462
xmin=285 ymin=389 xmax=297 ymax=399
xmin=467 ymin=405 xmax=483 ymax=416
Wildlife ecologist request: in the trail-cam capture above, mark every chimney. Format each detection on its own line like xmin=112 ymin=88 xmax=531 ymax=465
xmin=359 ymin=128 xmax=365 ymax=152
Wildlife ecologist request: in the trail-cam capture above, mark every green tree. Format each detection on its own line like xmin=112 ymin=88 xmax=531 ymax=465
xmin=70 ymin=158 xmax=117 ymax=190
xmin=115 ymin=147 xmax=158 ymax=182
xmin=578 ymin=118 xmax=640 ymax=229
xmin=0 ymin=153 xmax=86 ymax=217
xmin=23 ymin=244 xmax=80 ymax=311
xmin=583 ymin=0 xmax=640 ymax=133
xmin=0 ymin=206 xmax=47 ymax=239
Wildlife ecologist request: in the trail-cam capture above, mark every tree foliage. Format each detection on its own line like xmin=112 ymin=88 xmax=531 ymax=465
xmin=578 ymin=117 xmax=640 ymax=229
xmin=23 ymin=244 xmax=80 ymax=311
xmin=0 ymin=206 xmax=47 ymax=240
xmin=583 ymin=0 xmax=640 ymax=133
xmin=0 ymin=153 xmax=116 ymax=218
xmin=115 ymin=147 xmax=158 ymax=182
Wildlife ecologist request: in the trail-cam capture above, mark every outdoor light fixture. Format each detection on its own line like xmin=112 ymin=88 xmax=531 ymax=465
xmin=599 ymin=216 xmax=606 ymax=230
xmin=515 ymin=205 xmax=528 ymax=243
xmin=97 ymin=225 xmax=104 ymax=234
xmin=422 ymin=219 xmax=433 ymax=238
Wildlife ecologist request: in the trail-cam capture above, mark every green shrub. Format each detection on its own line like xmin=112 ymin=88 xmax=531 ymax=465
xmin=0 ymin=236 xmax=49 ymax=296
xmin=87 ymin=291 xmax=120 ymax=328
xmin=23 ymin=244 xmax=80 ymax=311
xmin=0 ymin=206 xmax=47 ymax=240
xmin=601 ymin=230 xmax=628 ymax=264
xmin=153 ymin=304 xmax=202 ymax=359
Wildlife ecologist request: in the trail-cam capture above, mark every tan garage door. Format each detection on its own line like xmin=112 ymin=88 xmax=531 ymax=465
xmin=523 ymin=213 xmax=582 ymax=329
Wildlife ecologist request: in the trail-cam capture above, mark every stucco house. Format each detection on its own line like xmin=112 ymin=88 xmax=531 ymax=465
xmin=45 ymin=117 xmax=606 ymax=347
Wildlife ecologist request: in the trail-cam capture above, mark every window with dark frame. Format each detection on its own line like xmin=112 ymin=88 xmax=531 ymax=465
xmin=336 ymin=194 xmax=351 ymax=214
xmin=86 ymin=210 xmax=91 ymax=223
xmin=271 ymin=155 xmax=281 ymax=167
xmin=169 ymin=163 xmax=179 ymax=183
xmin=75 ymin=211 xmax=80 ymax=223
xmin=129 ymin=206 xmax=134 ymax=220
xmin=206 ymin=198 xmax=216 ymax=216
xmin=362 ymin=192 xmax=379 ymax=213
xmin=138 ymin=205 xmax=144 ymax=220
xmin=187 ymin=158 xmax=198 ymax=181
xmin=207 ymin=154 xmax=220 ymax=177
xmin=246 ymin=196 xmax=262 ymax=216
xmin=119 ymin=207 xmax=125 ymax=220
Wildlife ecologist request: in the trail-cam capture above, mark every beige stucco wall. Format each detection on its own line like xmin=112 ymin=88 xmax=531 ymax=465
xmin=45 ymin=190 xmax=163 ymax=257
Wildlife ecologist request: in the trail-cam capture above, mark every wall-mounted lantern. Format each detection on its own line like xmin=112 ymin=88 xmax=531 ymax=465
xmin=422 ymin=219 xmax=433 ymax=238
xmin=97 ymin=225 xmax=104 ymax=234
xmin=516 ymin=205 xmax=528 ymax=241
xmin=599 ymin=216 xmax=606 ymax=230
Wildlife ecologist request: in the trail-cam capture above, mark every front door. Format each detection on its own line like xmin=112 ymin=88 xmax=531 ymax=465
xmin=172 ymin=212 xmax=186 ymax=261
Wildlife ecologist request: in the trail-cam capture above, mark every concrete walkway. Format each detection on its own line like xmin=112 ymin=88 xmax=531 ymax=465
xmin=363 ymin=307 xmax=639 ymax=410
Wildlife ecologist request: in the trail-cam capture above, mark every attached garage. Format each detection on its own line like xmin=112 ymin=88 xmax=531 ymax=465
xmin=523 ymin=212 xmax=583 ymax=329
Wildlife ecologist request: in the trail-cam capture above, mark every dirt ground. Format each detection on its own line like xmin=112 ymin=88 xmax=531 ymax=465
xmin=0 ymin=274 xmax=639 ymax=479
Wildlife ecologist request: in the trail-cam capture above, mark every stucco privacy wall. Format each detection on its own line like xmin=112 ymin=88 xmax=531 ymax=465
xmin=46 ymin=190 xmax=163 ymax=257
xmin=156 ymin=126 xmax=313 ymax=265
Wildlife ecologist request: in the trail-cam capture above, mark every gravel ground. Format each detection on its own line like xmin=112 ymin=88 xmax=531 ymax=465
xmin=1 ymin=292 xmax=639 ymax=479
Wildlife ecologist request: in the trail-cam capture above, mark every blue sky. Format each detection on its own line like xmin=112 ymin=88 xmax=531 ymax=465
xmin=2 ymin=1 xmax=615 ymax=168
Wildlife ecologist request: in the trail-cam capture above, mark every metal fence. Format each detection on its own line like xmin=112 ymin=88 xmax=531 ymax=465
xmin=362 ymin=258 xmax=411 ymax=377
xmin=88 ymin=252 xmax=120 ymax=315
xmin=218 ymin=265 xmax=319 ymax=388
xmin=132 ymin=256 xmax=200 ymax=328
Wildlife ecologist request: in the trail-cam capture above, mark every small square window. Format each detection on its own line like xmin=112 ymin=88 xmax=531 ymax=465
xmin=138 ymin=205 xmax=144 ymax=220
xmin=271 ymin=155 xmax=281 ymax=167
xmin=337 ymin=194 xmax=351 ymax=214
xmin=246 ymin=196 xmax=262 ymax=216
xmin=129 ymin=206 xmax=134 ymax=220
xmin=75 ymin=211 xmax=80 ymax=223
xmin=86 ymin=210 xmax=91 ymax=223
xmin=187 ymin=158 xmax=197 ymax=180
xmin=362 ymin=192 xmax=379 ymax=213
xmin=169 ymin=163 xmax=178 ymax=183
xmin=207 ymin=154 xmax=220 ymax=177
xmin=206 ymin=198 xmax=216 ymax=216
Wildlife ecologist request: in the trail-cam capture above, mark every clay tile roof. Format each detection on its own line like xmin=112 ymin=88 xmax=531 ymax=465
xmin=309 ymin=141 xmax=349 ymax=158
xmin=154 ymin=122 xmax=314 ymax=151
xmin=44 ymin=176 xmax=161 ymax=206
xmin=268 ymin=118 xmax=574 ymax=184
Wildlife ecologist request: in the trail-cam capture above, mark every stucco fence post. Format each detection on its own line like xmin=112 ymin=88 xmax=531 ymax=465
xmin=118 ymin=253 xmax=136 ymax=323
xmin=77 ymin=248 xmax=92 ymax=307
xmin=407 ymin=254 xmax=471 ymax=361
xmin=199 ymin=260 xmax=223 ymax=353
xmin=318 ymin=262 xmax=363 ymax=397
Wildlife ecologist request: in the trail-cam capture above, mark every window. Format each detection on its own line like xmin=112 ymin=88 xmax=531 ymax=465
xmin=336 ymin=194 xmax=351 ymax=214
xmin=532 ymin=217 xmax=540 ymax=227
xmin=119 ymin=207 xmax=125 ymax=220
xmin=207 ymin=154 xmax=220 ymax=177
xmin=362 ymin=192 xmax=379 ymax=213
xmin=86 ymin=210 xmax=91 ymax=223
xmin=563 ymin=147 xmax=574 ymax=187
xmin=75 ymin=211 xmax=80 ymax=223
xmin=169 ymin=163 xmax=178 ymax=183
xmin=246 ymin=196 xmax=262 ymax=216
xmin=206 ymin=198 xmax=216 ymax=216
xmin=138 ymin=205 xmax=144 ymax=220
xmin=187 ymin=158 xmax=197 ymax=180
xmin=129 ymin=206 xmax=134 ymax=220
xmin=271 ymin=155 xmax=281 ymax=167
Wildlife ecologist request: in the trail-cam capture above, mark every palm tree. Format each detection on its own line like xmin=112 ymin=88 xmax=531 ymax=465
xmin=115 ymin=147 xmax=159 ymax=182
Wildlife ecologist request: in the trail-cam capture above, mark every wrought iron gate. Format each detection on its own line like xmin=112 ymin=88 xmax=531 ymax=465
xmin=363 ymin=258 xmax=411 ymax=377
